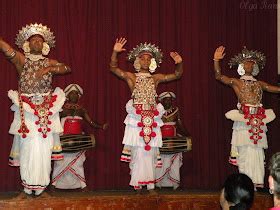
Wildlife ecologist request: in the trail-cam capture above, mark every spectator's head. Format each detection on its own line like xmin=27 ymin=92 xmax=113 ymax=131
xmin=220 ymin=173 xmax=254 ymax=210
xmin=269 ymin=152 xmax=280 ymax=206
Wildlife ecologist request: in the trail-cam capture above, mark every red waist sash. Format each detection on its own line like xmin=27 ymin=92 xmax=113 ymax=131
xmin=161 ymin=124 xmax=176 ymax=138
xmin=64 ymin=118 xmax=82 ymax=134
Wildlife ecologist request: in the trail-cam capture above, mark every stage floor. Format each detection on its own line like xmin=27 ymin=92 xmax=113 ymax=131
xmin=0 ymin=189 xmax=274 ymax=210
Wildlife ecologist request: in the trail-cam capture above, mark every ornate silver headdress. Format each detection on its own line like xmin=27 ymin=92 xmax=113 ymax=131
xmin=228 ymin=46 xmax=266 ymax=70
xmin=127 ymin=43 xmax=163 ymax=65
xmin=15 ymin=23 xmax=55 ymax=49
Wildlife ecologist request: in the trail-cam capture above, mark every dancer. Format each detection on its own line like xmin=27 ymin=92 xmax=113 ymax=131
xmin=0 ymin=23 xmax=71 ymax=196
xmin=110 ymin=38 xmax=183 ymax=192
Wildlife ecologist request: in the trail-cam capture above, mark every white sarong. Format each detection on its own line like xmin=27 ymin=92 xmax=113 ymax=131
xmin=52 ymin=151 xmax=86 ymax=189
xmin=8 ymin=87 xmax=65 ymax=191
xmin=156 ymin=153 xmax=183 ymax=189
xmin=122 ymin=100 xmax=165 ymax=189
xmin=226 ymin=108 xmax=275 ymax=185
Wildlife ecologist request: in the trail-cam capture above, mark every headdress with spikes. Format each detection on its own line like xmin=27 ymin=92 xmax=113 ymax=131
xmin=228 ymin=46 xmax=266 ymax=69
xmin=127 ymin=43 xmax=163 ymax=66
xmin=15 ymin=23 xmax=55 ymax=49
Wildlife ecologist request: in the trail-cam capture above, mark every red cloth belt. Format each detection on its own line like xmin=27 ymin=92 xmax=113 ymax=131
xmin=161 ymin=124 xmax=176 ymax=138
xmin=64 ymin=119 xmax=82 ymax=134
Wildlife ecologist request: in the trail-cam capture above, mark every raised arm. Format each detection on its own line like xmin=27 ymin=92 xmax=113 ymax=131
xmin=213 ymin=46 xmax=238 ymax=86
xmin=154 ymin=52 xmax=183 ymax=84
xmin=109 ymin=38 xmax=131 ymax=81
xmin=0 ymin=37 xmax=25 ymax=74
xmin=258 ymin=81 xmax=280 ymax=93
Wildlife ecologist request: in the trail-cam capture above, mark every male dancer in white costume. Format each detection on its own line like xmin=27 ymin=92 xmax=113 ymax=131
xmin=213 ymin=46 xmax=280 ymax=189
xmin=110 ymin=38 xmax=183 ymax=192
xmin=0 ymin=23 xmax=71 ymax=196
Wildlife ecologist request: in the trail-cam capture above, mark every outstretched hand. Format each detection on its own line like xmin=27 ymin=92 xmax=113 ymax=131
xmin=113 ymin=38 xmax=127 ymax=53
xmin=170 ymin=52 xmax=182 ymax=64
xmin=214 ymin=46 xmax=226 ymax=61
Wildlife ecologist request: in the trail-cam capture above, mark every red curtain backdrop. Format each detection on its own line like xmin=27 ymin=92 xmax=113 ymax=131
xmin=0 ymin=0 xmax=279 ymax=191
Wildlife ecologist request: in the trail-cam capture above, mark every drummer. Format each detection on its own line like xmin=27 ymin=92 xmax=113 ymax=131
xmin=51 ymin=84 xmax=108 ymax=190
xmin=155 ymin=91 xmax=192 ymax=190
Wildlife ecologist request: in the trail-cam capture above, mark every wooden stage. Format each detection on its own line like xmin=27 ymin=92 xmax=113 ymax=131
xmin=0 ymin=189 xmax=273 ymax=210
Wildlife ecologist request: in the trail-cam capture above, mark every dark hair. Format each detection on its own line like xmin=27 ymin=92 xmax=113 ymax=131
xmin=269 ymin=152 xmax=280 ymax=199
xmin=223 ymin=173 xmax=254 ymax=210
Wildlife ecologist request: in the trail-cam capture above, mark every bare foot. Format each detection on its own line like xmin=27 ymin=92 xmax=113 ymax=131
xmin=36 ymin=191 xmax=51 ymax=198
xmin=174 ymin=186 xmax=182 ymax=191
xmin=148 ymin=189 xmax=157 ymax=195
xmin=156 ymin=186 xmax=162 ymax=190
xmin=81 ymin=186 xmax=90 ymax=192
xmin=135 ymin=189 xmax=143 ymax=195
xmin=48 ymin=185 xmax=56 ymax=193
xmin=14 ymin=192 xmax=30 ymax=200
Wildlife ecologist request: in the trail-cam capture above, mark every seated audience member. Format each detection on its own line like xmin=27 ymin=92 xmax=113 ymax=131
xmin=220 ymin=173 xmax=254 ymax=210
xmin=269 ymin=152 xmax=280 ymax=209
